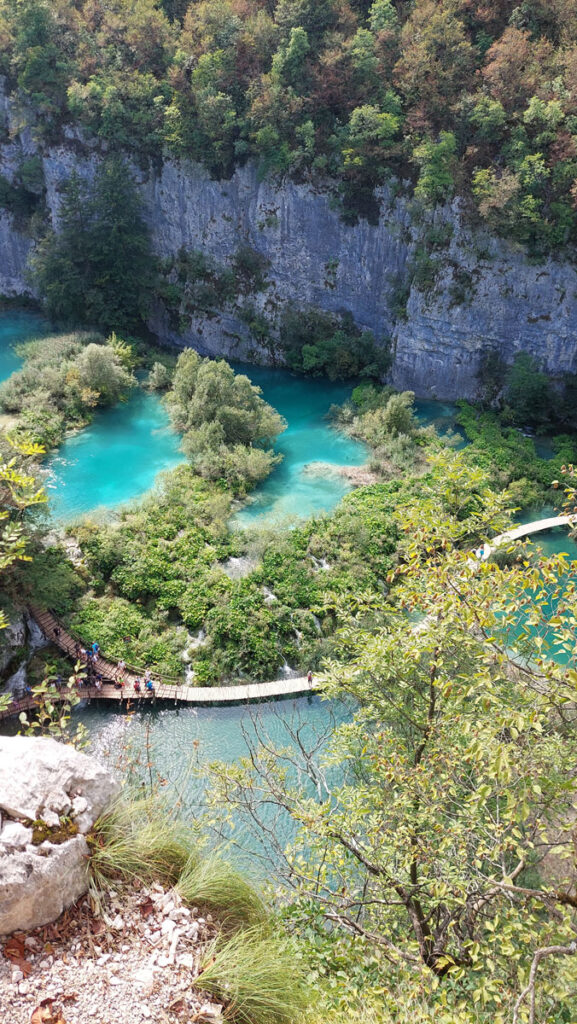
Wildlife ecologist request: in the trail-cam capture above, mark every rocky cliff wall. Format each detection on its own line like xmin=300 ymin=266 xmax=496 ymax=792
xmin=0 ymin=94 xmax=576 ymax=399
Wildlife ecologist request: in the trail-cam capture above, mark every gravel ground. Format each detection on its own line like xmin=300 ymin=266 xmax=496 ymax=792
xmin=0 ymin=884 xmax=224 ymax=1024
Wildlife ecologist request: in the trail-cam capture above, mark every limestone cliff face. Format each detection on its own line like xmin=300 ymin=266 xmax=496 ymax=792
xmin=0 ymin=95 xmax=576 ymax=398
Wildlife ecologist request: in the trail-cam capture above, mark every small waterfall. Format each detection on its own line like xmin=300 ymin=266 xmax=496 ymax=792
xmin=5 ymin=662 xmax=27 ymax=697
xmin=279 ymin=660 xmax=299 ymax=679
xmin=310 ymin=555 xmax=331 ymax=572
xmin=221 ymin=555 xmax=257 ymax=580
xmin=25 ymin=613 xmax=48 ymax=652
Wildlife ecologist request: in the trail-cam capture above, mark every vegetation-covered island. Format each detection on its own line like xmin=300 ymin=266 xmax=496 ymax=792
xmin=1 ymin=1 xmax=577 ymax=1023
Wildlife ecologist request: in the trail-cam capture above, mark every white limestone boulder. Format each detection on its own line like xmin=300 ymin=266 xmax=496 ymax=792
xmin=0 ymin=735 xmax=119 ymax=935
xmin=0 ymin=735 xmax=118 ymax=831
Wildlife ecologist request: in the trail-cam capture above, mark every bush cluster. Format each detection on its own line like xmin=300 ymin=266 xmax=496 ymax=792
xmin=279 ymin=308 xmax=389 ymax=381
xmin=0 ymin=331 xmax=136 ymax=448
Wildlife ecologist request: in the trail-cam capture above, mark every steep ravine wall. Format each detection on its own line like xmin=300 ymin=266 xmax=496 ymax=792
xmin=0 ymin=103 xmax=576 ymax=399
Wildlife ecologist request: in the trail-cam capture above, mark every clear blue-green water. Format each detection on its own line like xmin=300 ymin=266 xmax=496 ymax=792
xmin=77 ymin=694 xmax=350 ymax=871
xmin=44 ymin=389 xmax=184 ymax=521
xmin=46 ymin=365 xmax=366 ymax=524
xmin=231 ymin=365 xmax=367 ymax=527
xmin=0 ymin=310 xmax=48 ymax=379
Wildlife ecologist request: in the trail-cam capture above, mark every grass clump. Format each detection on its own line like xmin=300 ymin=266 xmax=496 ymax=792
xmin=88 ymin=797 xmax=197 ymax=892
xmin=196 ymin=926 xmax=311 ymax=1024
xmin=177 ymin=854 xmax=267 ymax=932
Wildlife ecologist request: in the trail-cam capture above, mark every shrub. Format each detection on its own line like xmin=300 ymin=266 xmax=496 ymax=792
xmin=279 ymin=308 xmax=389 ymax=381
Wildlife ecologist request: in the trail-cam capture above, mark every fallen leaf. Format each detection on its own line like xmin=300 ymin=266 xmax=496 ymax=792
xmin=30 ymin=998 xmax=67 ymax=1024
xmin=4 ymin=938 xmax=33 ymax=976
xmin=4 ymin=936 xmax=26 ymax=958
xmin=90 ymin=919 xmax=106 ymax=936
xmin=139 ymin=898 xmax=155 ymax=919
xmin=169 ymin=997 xmax=187 ymax=1015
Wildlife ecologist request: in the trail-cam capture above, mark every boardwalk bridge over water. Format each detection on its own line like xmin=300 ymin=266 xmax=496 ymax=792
xmin=0 ymin=608 xmax=314 ymax=722
xmin=2 ymin=514 xmax=575 ymax=723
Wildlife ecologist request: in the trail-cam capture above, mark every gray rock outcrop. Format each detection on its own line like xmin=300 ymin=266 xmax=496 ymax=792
xmin=0 ymin=735 xmax=119 ymax=935
xmin=0 ymin=74 xmax=576 ymax=398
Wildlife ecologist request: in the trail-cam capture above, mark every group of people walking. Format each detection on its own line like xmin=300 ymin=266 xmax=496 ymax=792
xmin=68 ymin=638 xmax=158 ymax=699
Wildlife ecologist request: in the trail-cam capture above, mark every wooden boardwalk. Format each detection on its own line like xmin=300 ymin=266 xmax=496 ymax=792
xmin=0 ymin=608 xmax=315 ymax=722
xmin=481 ymin=514 xmax=577 ymax=560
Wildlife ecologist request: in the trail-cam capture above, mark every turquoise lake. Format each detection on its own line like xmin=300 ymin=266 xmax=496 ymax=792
xmin=45 ymin=388 xmax=184 ymax=521
xmin=0 ymin=310 xmax=48 ymax=379
xmin=46 ymin=365 xmax=366 ymax=524
xmin=231 ymin=364 xmax=367 ymax=527
xmin=76 ymin=693 xmax=349 ymax=872
xmin=0 ymin=314 xmax=366 ymax=523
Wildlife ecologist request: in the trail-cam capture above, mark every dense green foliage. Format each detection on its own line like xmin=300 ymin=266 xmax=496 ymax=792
xmin=62 ymin=460 xmax=400 ymax=683
xmin=0 ymin=331 xmax=136 ymax=448
xmin=211 ymin=453 xmax=577 ymax=1023
xmin=30 ymin=157 xmax=156 ymax=332
xmin=456 ymin=400 xmax=577 ymax=505
xmin=166 ymin=348 xmax=286 ymax=489
xmin=50 ymin=377 xmax=572 ymax=686
xmin=279 ymin=308 xmax=389 ymax=380
xmin=1 ymin=0 xmax=577 ymax=247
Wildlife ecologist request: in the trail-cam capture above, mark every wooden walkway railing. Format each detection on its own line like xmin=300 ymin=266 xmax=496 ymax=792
xmin=0 ymin=608 xmax=315 ymax=722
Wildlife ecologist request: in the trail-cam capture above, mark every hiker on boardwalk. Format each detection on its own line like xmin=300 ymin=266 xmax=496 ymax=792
xmin=133 ymin=678 xmax=142 ymax=694
xmin=307 ymin=669 xmax=313 ymax=685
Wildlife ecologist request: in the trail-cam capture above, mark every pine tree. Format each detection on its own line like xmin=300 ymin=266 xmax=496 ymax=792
xmin=31 ymin=158 xmax=156 ymax=333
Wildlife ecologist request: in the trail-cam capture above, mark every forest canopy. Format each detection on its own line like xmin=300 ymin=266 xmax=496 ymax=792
xmin=1 ymin=0 xmax=577 ymax=248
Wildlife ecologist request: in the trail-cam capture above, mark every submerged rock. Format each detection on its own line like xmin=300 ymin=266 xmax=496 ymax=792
xmin=0 ymin=735 xmax=119 ymax=935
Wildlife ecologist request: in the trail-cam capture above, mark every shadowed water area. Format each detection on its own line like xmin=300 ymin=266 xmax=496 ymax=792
xmin=0 ymin=310 xmax=49 ymax=379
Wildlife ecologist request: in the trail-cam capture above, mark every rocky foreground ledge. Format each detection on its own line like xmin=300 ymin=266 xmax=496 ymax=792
xmin=0 ymin=880 xmax=223 ymax=1024
xmin=0 ymin=736 xmax=225 ymax=1024
xmin=0 ymin=735 xmax=119 ymax=936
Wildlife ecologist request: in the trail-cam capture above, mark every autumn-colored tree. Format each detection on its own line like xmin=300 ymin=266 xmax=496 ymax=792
xmin=394 ymin=0 xmax=476 ymax=130
xmin=482 ymin=27 xmax=554 ymax=112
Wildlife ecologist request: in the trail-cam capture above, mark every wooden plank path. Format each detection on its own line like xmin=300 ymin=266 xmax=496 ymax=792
xmin=0 ymin=608 xmax=315 ymax=722
xmin=481 ymin=514 xmax=577 ymax=560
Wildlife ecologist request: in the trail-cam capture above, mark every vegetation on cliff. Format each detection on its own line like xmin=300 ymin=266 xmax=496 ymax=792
xmin=30 ymin=157 xmax=156 ymax=333
xmin=1 ymin=0 xmax=577 ymax=250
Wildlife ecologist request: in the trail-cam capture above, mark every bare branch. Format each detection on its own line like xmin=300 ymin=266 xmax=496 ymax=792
xmin=512 ymin=942 xmax=577 ymax=1024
